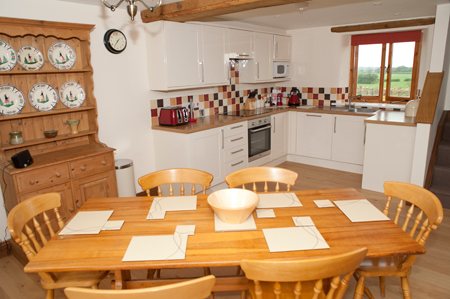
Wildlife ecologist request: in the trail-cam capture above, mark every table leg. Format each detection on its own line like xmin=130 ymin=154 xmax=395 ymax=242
xmin=114 ymin=270 xmax=131 ymax=289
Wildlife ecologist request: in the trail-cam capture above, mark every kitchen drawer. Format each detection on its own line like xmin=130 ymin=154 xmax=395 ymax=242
xmin=70 ymin=153 xmax=115 ymax=179
xmin=224 ymin=156 xmax=248 ymax=176
xmin=223 ymin=122 xmax=247 ymax=138
xmin=16 ymin=164 xmax=70 ymax=193
xmin=224 ymin=144 xmax=248 ymax=163
xmin=224 ymin=132 xmax=247 ymax=151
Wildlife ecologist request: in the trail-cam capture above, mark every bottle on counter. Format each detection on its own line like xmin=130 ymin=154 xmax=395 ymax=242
xmin=277 ymin=88 xmax=283 ymax=106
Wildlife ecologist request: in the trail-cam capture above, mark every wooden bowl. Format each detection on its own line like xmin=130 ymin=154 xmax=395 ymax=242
xmin=207 ymin=189 xmax=259 ymax=224
xmin=44 ymin=130 xmax=58 ymax=138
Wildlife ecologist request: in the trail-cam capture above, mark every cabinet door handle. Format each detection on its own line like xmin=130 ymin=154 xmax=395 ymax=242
xmin=256 ymin=62 xmax=260 ymax=79
xmin=334 ymin=117 xmax=337 ymax=133
xmin=275 ymin=41 xmax=278 ymax=58
xmin=199 ymin=62 xmax=204 ymax=83
xmin=102 ymin=160 xmax=107 ymax=165
xmin=231 ymin=160 xmax=244 ymax=167
xmin=55 ymin=172 xmax=61 ymax=178
xmin=29 ymin=180 xmax=35 ymax=185
xmin=68 ymin=207 xmax=74 ymax=213
xmin=221 ymin=129 xmax=224 ymax=149
xmin=76 ymin=200 xmax=81 ymax=209
xmin=230 ymin=137 xmax=243 ymax=142
xmin=306 ymin=114 xmax=321 ymax=117
xmin=230 ymin=125 xmax=243 ymax=130
xmin=80 ymin=165 xmax=86 ymax=171
xmin=272 ymin=116 xmax=276 ymax=133
xmin=231 ymin=149 xmax=244 ymax=155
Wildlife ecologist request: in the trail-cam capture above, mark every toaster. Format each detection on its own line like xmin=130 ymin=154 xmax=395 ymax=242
xmin=159 ymin=106 xmax=189 ymax=126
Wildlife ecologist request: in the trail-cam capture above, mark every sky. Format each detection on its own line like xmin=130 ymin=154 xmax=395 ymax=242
xmin=358 ymin=42 xmax=415 ymax=68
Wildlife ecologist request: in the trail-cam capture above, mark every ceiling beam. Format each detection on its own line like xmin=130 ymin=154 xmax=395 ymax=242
xmin=331 ymin=18 xmax=435 ymax=33
xmin=141 ymin=0 xmax=308 ymax=23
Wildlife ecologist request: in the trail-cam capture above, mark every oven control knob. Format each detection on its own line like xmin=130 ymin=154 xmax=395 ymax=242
xmin=252 ymin=122 xmax=256 ymax=126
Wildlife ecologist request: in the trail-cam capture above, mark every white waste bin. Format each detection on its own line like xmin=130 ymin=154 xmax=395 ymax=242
xmin=115 ymin=159 xmax=136 ymax=197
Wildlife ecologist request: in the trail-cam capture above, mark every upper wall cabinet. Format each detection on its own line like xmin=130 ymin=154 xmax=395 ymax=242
xmin=239 ymin=32 xmax=274 ymax=83
xmin=273 ymin=34 xmax=291 ymax=61
xmin=145 ymin=21 xmax=229 ymax=91
xmin=228 ymin=28 xmax=254 ymax=59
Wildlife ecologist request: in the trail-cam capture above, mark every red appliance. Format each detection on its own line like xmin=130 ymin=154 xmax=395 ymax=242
xmin=288 ymin=87 xmax=301 ymax=106
xmin=159 ymin=107 xmax=189 ymax=126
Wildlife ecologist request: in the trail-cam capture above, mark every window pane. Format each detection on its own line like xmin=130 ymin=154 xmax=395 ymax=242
xmin=356 ymin=44 xmax=382 ymax=97
xmin=390 ymin=42 xmax=415 ymax=98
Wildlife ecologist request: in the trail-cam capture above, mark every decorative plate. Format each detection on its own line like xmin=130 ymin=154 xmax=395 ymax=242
xmin=17 ymin=46 xmax=44 ymax=71
xmin=48 ymin=42 xmax=76 ymax=70
xmin=0 ymin=40 xmax=17 ymax=71
xmin=59 ymin=81 xmax=86 ymax=108
xmin=0 ymin=85 xmax=25 ymax=116
xmin=29 ymin=83 xmax=58 ymax=112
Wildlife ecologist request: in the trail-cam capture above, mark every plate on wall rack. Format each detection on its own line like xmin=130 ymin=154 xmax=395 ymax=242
xmin=0 ymin=85 xmax=25 ymax=116
xmin=59 ymin=81 xmax=86 ymax=108
xmin=48 ymin=42 xmax=76 ymax=70
xmin=17 ymin=46 xmax=44 ymax=71
xmin=0 ymin=40 xmax=17 ymax=71
xmin=29 ymin=83 xmax=58 ymax=112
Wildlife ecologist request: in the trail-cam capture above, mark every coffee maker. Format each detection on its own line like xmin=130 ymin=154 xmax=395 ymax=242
xmin=288 ymin=87 xmax=301 ymax=106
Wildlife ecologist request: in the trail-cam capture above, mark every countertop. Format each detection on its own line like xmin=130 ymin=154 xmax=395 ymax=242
xmin=152 ymin=105 xmax=416 ymax=134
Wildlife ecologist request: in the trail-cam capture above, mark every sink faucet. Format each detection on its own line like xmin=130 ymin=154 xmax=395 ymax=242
xmin=347 ymin=94 xmax=362 ymax=107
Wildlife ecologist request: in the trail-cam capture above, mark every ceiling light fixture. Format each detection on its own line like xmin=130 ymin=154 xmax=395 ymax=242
xmin=296 ymin=2 xmax=309 ymax=10
xmin=102 ymin=0 xmax=162 ymax=21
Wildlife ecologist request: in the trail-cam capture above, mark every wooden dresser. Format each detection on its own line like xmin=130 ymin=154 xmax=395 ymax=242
xmin=0 ymin=17 xmax=118 ymax=223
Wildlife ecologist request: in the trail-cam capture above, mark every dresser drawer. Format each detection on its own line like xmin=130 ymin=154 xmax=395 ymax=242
xmin=224 ymin=144 xmax=248 ymax=163
xmin=16 ymin=164 xmax=70 ymax=193
xmin=224 ymin=156 xmax=248 ymax=176
xmin=70 ymin=153 xmax=115 ymax=179
xmin=224 ymin=132 xmax=247 ymax=151
xmin=223 ymin=122 xmax=247 ymax=138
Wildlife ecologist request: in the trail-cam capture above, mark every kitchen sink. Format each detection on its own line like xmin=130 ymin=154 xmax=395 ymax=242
xmin=344 ymin=108 xmax=378 ymax=114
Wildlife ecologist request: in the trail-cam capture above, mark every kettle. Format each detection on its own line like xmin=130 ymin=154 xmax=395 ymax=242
xmin=288 ymin=87 xmax=301 ymax=106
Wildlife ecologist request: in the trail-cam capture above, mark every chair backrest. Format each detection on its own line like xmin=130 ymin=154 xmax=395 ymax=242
xmin=64 ymin=275 xmax=216 ymax=299
xmin=138 ymin=168 xmax=213 ymax=196
xmin=383 ymin=181 xmax=444 ymax=247
xmin=7 ymin=193 xmax=64 ymax=262
xmin=240 ymin=248 xmax=367 ymax=299
xmin=225 ymin=167 xmax=298 ymax=192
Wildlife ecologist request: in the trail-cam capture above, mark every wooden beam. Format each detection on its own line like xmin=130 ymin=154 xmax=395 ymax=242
xmin=331 ymin=18 xmax=435 ymax=33
xmin=141 ymin=0 xmax=308 ymax=23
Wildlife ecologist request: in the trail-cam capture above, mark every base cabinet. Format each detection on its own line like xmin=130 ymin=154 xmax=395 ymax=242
xmin=271 ymin=112 xmax=288 ymax=160
xmin=295 ymin=112 xmax=366 ymax=165
xmin=72 ymin=170 xmax=118 ymax=210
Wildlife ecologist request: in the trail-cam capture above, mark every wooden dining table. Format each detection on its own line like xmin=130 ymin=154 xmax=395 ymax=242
xmin=24 ymin=188 xmax=425 ymax=294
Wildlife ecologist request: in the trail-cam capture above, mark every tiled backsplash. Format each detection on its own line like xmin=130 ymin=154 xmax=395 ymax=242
xmin=150 ymin=60 xmax=350 ymax=125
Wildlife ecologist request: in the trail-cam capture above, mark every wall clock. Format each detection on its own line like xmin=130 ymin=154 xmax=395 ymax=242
xmin=103 ymin=29 xmax=127 ymax=54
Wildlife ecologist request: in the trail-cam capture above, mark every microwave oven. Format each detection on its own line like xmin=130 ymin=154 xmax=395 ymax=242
xmin=273 ymin=62 xmax=290 ymax=78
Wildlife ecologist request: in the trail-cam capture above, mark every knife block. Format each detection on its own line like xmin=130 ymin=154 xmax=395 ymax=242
xmin=243 ymin=98 xmax=256 ymax=110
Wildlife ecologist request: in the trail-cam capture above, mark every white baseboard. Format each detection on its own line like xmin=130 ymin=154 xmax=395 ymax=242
xmin=287 ymin=154 xmax=363 ymax=174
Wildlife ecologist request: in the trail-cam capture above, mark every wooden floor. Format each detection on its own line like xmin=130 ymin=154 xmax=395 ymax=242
xmin=1 ymin=162 xmax=449 ymax=299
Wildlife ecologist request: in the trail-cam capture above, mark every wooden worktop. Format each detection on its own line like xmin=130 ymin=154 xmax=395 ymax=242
xmin=152 ymin=106 xmax=415 ymax=134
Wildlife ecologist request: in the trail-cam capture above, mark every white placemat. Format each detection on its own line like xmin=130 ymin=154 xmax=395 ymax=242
xmin=314 ymin=199 xmax=335 ymax=208
xmin=122 ymin=234 xmax=188 ymax=262
xmin=256 ymin=209 xmax=276 ymax=218
xmin=334 ymin=199 xmax=390 ymax=222
xmin=59 ymin=210 xmax=114 ymax=235
xmin=257 ymin=193 xmax=302 ymax=208
xmin=147 ymin=196 xmax=197 ymax=219
xmin=263 ymin=226 xmax=330 ymax=252
xmin=214 ymin=214 xmax=257 ymax=232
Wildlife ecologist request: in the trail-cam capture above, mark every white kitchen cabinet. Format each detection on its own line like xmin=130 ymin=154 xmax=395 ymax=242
xmin=145 ymin=21 xmax=228 ymax=91
xmin=228 ymin=28 xmax=254 ymax=59
xmin=295 ymin=113 xmax=333 ymax=160
xmin=239 ymin=32 xmax=273 ymax=83
xmin=294 ymin=112 xmax=366 ymax=166
xmin=331 ymin=115 xmax=366 ymax=165
xmin=153 ymin=121 xmax=247 ymax=188
xmin=271 ymin=112 xmax=289 ymax=160
xmin=273 ymin=35 xmax=291 ymax=61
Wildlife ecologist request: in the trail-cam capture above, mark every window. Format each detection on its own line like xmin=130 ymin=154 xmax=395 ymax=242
xmin=350 ymin=31 xmax=422 ymax=103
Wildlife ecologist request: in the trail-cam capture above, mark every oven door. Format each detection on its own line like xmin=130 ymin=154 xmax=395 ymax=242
xmin=248 ymin=124 xmax=271 ymax=162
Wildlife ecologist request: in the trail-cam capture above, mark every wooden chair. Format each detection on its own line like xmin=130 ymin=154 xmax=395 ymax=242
xmin=7 ymin=193 xmax=108 ymax=299
xmin=64 ymin=275 xmax=216 ymax=299
xmin=240 ymin=248 xmax=368 ymax=299
xmin=353 ymin=181 xmax=444 ymax=299
xmin=225 ymin=167 xmax=298 ymax=192
xmin=138 ymin=168 xmax=213 ymax=196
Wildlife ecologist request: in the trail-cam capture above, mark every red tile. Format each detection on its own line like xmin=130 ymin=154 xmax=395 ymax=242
xmin=227 ymin=92 xmax=231 ymax=98
xmin=204 ymin=94 xmax=209 ymax=101
xmin=223 ymin=85 xmax=228 ymax=92
xmin=210 ymin=101 xmax=214 ymax=108
xmin=337 ymin=88 xmax=342 ymax=93
xmin=151 ymin=108 xmax=158 ymax=117
xmin=232 ymin=98 xmax=236 ymax=104
xmin=235 ymin=71 xmax=239 ymax=78
xmin=176 ymin=97 xmax=182 ymax=105
xmin=214 ymin=107 xmax=219 ymax=115
xmin=308 ymin=87 xmax=313 ymax=93
xmin=313 ymin=94 xmax=318 ymax=100
xmin=319 ymin=100 xmax=324 ymax=106
xmin=281 ymin=87 xmax=286 ymax=92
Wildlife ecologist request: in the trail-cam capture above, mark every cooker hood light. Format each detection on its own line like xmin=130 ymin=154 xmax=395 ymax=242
xmin=102 ymin=0 xmax=162 ymax=21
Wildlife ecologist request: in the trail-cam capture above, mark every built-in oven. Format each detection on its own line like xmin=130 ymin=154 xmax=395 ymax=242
xmin=248 ymin=116 xmax=271 ymax=162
